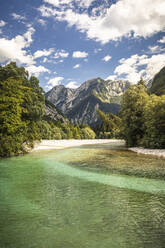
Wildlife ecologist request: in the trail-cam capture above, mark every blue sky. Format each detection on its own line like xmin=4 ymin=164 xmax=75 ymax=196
xmin=0 ymin=0 xmax=165 ymax=91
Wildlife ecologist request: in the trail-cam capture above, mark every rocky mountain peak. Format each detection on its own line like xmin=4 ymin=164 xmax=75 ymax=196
xmin=45 ymin=77 xmax=131 ymax=125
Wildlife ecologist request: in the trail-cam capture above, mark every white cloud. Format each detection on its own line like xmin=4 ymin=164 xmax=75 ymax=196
xmin=37 ymin=18 xmax=47 ymax=26
xmin=113 ymin=53 xmax=165 ymax=83
xmin=105 ymin=75 xmax=117 ymax=81
xmin=73 ymin=64 xmax=80 ymax=69
xmin=25 ymin=65 xmax=50 ymax=77
xmin=66 ymin=81 xmax=79 ymax=89
xmin=0 ymin=20 xmax=6 ymax=27
xmin=75 ymin=0 xmax=94 ymax=8
xmin=44 ymin=0 xmax=72 ymax=7
xmin=39 ymin=0 xmax=165 ymax=44
xmin=158 ymin=36 xmax=165 ymax=43
xmin=54 ymin=50 xmax=69 ymax=58
xmin=47 ymin=76 xmax=64 ymax=88
xmin=72 ymin=51 xmax=88 ymax=58
xmin=94 ymin=48 xmax=102 ymax=53
xmin=43 ymin=57 xmax=48 ymax=63
xmin=102 ymin=55 xmax=111 ymax=62
xmin=34 ymin=48 xmax=54 ymax=59
xmin=0 ymin=27 xmax=35 ymax=65
xmin=148 ymin=45 xmax=165 ymax=54
xmin=138 ymin=53 xmax=165 ymax=80
xmin=11 ymin=13 xmax=26 ymax=20
xmin=44 ymin=0 xmax=94 ymax=8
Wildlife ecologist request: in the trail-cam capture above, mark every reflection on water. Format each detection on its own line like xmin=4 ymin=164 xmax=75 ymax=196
xmin=0 ymin=142 xmax=165 ymax=248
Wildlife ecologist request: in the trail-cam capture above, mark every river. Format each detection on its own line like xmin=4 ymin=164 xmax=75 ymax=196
xmin=0 ymin=141 xmax=165 ymax=248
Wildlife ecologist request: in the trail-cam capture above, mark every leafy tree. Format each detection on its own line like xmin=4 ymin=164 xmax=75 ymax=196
xmin=80 ymin=126 xmax=96 ymax=139
xmin=121 ymin=84 xmax=149 ymax=147
xmin=0 ymin=78 xmax=26 ymax=156
xmin=0 ymin=62 xmax=45 ymax=156
xmin=142 ymin=94 xmax=165 ymax=148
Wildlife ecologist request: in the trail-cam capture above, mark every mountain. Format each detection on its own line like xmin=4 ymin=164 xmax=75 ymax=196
xmin=44 ymin=99 xmax=68 ymax=123
xmin=150 ymin=66 xmax=165 ymax=95
xmin=45 ymin=78 xmax=130 ymax=125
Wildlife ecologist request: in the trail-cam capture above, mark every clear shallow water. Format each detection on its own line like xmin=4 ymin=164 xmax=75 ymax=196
xmin=0 ymin=142 xmax=165 ymax=248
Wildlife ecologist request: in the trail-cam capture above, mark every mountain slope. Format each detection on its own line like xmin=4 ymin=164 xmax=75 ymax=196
xmin=45 ymin=78 xmax=130 ymax=125
xmin=44 ymin=99 xmax=68 ymax=123
xmin=150 ymin=66 xmax=165 ymax=95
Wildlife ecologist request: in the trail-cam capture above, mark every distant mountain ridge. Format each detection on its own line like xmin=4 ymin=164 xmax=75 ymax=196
xmin=45 ymin=78 xmax=130 ymax=125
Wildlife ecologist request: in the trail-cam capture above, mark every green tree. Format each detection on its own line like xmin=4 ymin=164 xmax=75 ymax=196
xmin=0 ymin=62 xmax=45 ymax=156
xmin=121 ymin=84 xmax=149 ymax=147
xmin=142 ymin=94 xmax=165 ymax=148
xmin=0 ymin=78 xmax=26 ymax=156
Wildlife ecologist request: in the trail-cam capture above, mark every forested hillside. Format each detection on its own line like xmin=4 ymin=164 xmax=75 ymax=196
xmin=150 ymin=66 xmax=165 ymax=95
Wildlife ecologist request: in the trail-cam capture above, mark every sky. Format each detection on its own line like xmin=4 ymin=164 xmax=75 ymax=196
xmin=0 ymin=0 xmax=165 ymax=91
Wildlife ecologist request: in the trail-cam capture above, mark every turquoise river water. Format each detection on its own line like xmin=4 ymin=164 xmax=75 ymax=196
xmin=0 ymin=141 xmax=165 ymax=248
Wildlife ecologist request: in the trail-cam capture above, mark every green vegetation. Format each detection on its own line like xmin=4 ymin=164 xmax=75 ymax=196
xmin=0 ymin=62 xmax=45 ymax=157
xmin=150 ymin=66 xmax=165 ymax=95
xmin=0 ymin=62 xmax=164 ymax=157
xmin=95 ymin=109 xmax=122 ymax=139
xmin=0 ymin=63 xmax=95 ymax=157
xmin=121 ymin=81 xmax=165 ymax=148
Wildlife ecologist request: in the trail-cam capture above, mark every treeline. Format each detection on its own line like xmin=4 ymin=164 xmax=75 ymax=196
xmin=40 ymin=119 xmax=96 ymax=140
xmin=0 ymin=62 xmax=95 ymax=157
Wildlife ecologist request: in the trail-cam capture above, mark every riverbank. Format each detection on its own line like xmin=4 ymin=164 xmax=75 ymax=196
xmin=33 ymin=139 xmax=124 ymax=151
xmin=33 ymin=140 xmax=165 ymax=159
xmin=129 ymin=147 xmax=165 ymax=158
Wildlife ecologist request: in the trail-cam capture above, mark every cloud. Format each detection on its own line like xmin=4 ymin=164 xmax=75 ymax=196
xmin=47 ymin=76 xmax=64 ymax=88
xmin=102 ymin=55 xmax=111 ymax=62
xmin=74 ymin=0 xmax=94 ymax=8
xmin=66 ymin=81 xmax=79 ymax=89
xmin=73 ymin=64 xmax=80 ymax=69
xmin=43 ymin=0 xmax=94 ymax=8
xmin=94 ymin=48 xmax=102 ymax=53
xmin=0 ymin=20 xmax=6 ymax=27
xmin=25 ymin=65 xmax=50 ymax=77
xmin=105 ymin=75 xmax=117 ymax=81
xmin=158 ymin=36 xmax=165 ymax=43
xmin=113 ymin=53 xmax=165 ymax=83
xmin=34 ymin=48 xmax=54 ymax=58
xmin=44 ymin=0 xmax=72 ymax=7
xmin=11 ymin=13 xmax=26 ymax=20
xmin=39 ymin=0 xmax=165 ymax=44
xmin=0 ymin=27 xmax=35 ymax=65
xmin=37 ymin=18 xmax=47 ymax=26
xmin=148 ymin=45 xmax=165 ymax=54
xmin=54 ymin=50 xmax=69 ymax=58
xmin=72 ymin=51 xmax=88 ymax=58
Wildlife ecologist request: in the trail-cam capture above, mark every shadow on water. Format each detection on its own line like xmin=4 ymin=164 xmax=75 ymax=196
xmin=0 ymin=141 xmax=165 ymax=248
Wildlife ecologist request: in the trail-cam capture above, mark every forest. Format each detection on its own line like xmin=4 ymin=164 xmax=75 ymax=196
xmin=0 ymin=62 xmax=165 ymax=157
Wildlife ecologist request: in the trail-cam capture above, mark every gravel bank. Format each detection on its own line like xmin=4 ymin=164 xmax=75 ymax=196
xmin=129 ymin=147 xmax=165 ymax=158
xmin=33 ymin=139 xmax=124 ymax=151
